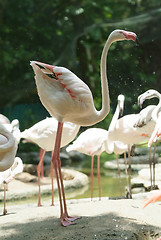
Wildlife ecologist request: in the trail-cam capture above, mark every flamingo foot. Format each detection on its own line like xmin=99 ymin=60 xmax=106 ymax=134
xmin=38 ymin=203 xmax=43 ymax=207
xmin=61 ymin=214 xmax=81 ymax=226
xmin=157 ymin=238 xmax=161 ymax=240
xmin=3 ymin=209 xmax=7 ymax=215
xmin=143 ymin=190 xmax=161 ymax=208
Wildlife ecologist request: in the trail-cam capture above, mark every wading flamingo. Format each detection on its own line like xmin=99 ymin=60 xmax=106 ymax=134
xmin=0 ymin=157 xmax=23 ymax=215
xmin=30 ymin=29 xmax=137 ymax=226
xmin=104 ymin=94 xmax=129 ymax=195
xmin=0 ymin=124 xmax=18 ymax=172
xmin=108 ymin=91 xmax=160 ymax=197
xmin=66 ymin=127 xmax=108 ymax=201
xmin=137 ymin=89 xmax=161 ymax=188
xmin=21 ymin=117 xmax=80 ymax=206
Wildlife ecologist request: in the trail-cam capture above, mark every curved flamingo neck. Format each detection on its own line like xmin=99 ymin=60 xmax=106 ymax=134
xmin=152 ymin=92 xmax=161 ymax=121
xmin=108 ymin=104 xmax=120 ymax=132
xmin=96 ymin=33 xmax=118 ymax=123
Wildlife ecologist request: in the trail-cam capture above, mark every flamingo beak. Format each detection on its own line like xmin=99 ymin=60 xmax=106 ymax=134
xmin=30 ymin=61 xmax=54 ymax=74
xmin=122 ymin=31 xmax=139 ymax=44
xmin=138 ymin=97 xmax=143 ymax=108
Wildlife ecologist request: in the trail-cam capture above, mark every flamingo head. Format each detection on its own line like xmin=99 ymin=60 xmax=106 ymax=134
xmin=138 ymin=89 xmax=160 ymax=108
xmin=118 ymin=94 xmax=125 ymax=116
xmin=110 ymin=30 xmax=138 ymax=43
xmin=30 ymin=61 xmax=55 ymax=76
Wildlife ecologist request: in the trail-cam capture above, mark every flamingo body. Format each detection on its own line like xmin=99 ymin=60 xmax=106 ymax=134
xmin=66 ymin=128 xmax=108 ymax=156
xmin=21 ymin=117 xmax=80 ymax=151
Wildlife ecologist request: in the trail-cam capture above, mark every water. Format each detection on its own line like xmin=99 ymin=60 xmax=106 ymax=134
xmin=6 ymin=152 xmax=136 ymax=205
xmin=64 ymin=152 xmax=132 ymax=200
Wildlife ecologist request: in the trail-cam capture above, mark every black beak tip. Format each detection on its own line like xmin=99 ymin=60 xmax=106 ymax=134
xmin=135 ymin=36 xmax=139 ymax=46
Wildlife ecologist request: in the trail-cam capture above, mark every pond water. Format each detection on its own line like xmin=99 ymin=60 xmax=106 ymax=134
xmin=64 ymin=153 xmax=137 ymax=200
xmin=6 ymin=152 xmax=138 ymax=206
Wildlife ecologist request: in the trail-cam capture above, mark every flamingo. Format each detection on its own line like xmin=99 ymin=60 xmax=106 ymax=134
xmin=107 ymin=91 xmax=161 ymax=196
xmin=137 ymin=89 xmax=161 ymax=188
xmin=0 ymin=124 xmax=18 ymax=172
xmin=66 ymin=127 xmax=108 ymax=201
xmin=0 ymin=114 xmax=21 ymax=144
xmin=30 ymin=29 xmax=137 ymax=226
xmin=0 ymin=157 xmax=23 ymax=215
xmin=104 ymin=94 xmax=129 ymax=195
xmin=20 ymin=117 xmax=80 ymax=206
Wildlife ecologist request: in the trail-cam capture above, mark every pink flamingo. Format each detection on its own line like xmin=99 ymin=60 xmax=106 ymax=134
xmin=21 ymin=117 xmax=80 ymax=206
xmin=30 ymin=29 xmax=137 ymax=226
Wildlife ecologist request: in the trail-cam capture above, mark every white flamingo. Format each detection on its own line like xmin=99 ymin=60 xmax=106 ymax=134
xmin=0 ymin=157 xmax=23 ymax=215
xmin=0 ymin=124 xmax=18 ymax=172
xmin=66 ymin=127 xmax=108 ymax=201
xmin=30 ymin=29 xmax=137 ymax=226
xmin=104 ymin=94 xmax=129 ymax=195
xmin=137 ymin=89 xmax=161 ymax=187
xmin=107 ymin=91 xmax=161 ymax=196
xmin=21 ymin=117 xmax=80 ymax=206
xmin=0 ymin=114 xmax=20 ymax=144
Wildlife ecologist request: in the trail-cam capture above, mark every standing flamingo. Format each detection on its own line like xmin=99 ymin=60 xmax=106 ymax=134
xmin=30 ymin=29 xmax=137 ymax=226
xmin=104 ymin=94 xmax=129 ymax=195
xmin=0 ymin=124 xmax=18 ymax=172
xmin=137 ymin=89 xmax=161 ymax=188
xmin=66 ymin=127 xmax=108 ymax=201
xmin=21 ymin=117 xmax=80 ymax=206
xmin=108 ymin=91 xmax=161 ymax=196
xmin=0 ymin=157 xmax=23 ymax=215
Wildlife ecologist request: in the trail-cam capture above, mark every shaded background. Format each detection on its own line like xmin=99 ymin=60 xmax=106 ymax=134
xmin=0 ymin=0 xmax=161 ymax=151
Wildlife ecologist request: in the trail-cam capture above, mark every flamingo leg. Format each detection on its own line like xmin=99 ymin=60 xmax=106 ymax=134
xmin=115 ymin=154 xmax=122 ymax=196
xmin=3 ymin=183 xmax=7 ymax=215
xmin=152 ymin=141 xmax=157 ymax=187
xmin=124 ymin=152 xmax=129 ymax=192
xmin=50 ymin=150 xmax=55 ymax=206
xmin=37 ymin=148 xmax=46 ymax=207
xmin=127 ymin=146 xmax=132 ymax=199
xmin=90 ymin=155 xmax=94 ymax=200
xmin=39 ymin=148 xmax=45 ymax=179
xmin=51 ymin=122 xmax=79 ymax=226
xmin=97 ymin=155 xmax=101 ymax=200
xmin=148 ymin=146 xmax=152 ymax=189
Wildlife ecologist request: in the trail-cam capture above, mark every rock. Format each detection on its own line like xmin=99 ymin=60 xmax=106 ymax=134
xmin=104 ymin=154 xmax=159 ymax=171
xmin=15 ymin=172 xmax=38 ymax=183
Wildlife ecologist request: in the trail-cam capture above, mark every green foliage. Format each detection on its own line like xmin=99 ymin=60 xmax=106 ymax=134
xmin=0 ymin=0 xmax=161 ymax=131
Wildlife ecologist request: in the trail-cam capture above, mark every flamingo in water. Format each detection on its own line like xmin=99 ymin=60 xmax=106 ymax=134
xmin=137 ymin=89 xmax=161 ymax=188
xmin=20 ymin=117 xmax=80 ymax=206
xmin=30 ymin=29 xmax=137 ymax=226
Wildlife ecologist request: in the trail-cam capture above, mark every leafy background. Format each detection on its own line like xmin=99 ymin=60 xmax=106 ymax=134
xmin=0 ymin=0 xmax=161 ymax=150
